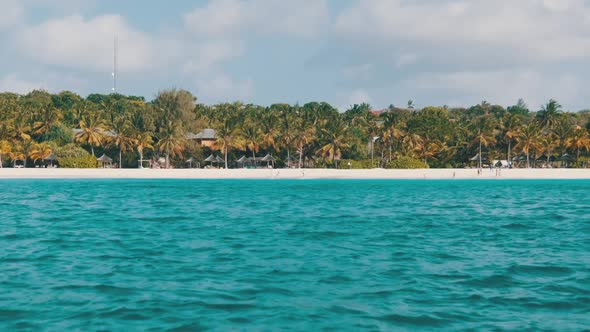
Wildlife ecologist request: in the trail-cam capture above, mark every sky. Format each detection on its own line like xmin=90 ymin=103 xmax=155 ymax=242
xmin=1 ymin=0 xmax=590 ymax=111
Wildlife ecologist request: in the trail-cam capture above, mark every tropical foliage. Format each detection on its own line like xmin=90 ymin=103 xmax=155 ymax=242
xmin=1 ymin=89 xmax=590 ymax=168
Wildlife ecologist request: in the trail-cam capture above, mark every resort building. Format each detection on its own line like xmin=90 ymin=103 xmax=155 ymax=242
xmin=186 ymin=128 xmax=217 ymax=148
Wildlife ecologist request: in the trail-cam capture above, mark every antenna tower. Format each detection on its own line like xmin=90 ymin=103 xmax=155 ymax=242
xmin=112 ymin=36 xmax=118 ymax=93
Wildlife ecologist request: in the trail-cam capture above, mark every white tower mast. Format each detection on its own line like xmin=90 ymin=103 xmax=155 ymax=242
xmin=112 ymin=35 xmax=118 ymax=94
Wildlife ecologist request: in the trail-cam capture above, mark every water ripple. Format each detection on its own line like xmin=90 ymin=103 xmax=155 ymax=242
xmin=0 ymin=179 xmax=589 ymax=330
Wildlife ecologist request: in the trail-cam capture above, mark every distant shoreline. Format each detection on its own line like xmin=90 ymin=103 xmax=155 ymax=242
xmin=1 ymin=168 xmax=590 ymax=180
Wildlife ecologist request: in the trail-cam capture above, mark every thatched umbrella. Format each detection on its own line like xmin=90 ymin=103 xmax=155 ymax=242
xmin=97 ymin=154 xmax=113 ymax=168
xmin=186 ymin=157 xmax=196 ymax=168
xmin=44 ymin=153 xmax=58 ymax=167
xmin=261 ymin=154 xmax=275 ymax=168
xmin=204 ymin=154 xmax=219 ymax=167
xmin=236 ymin=155 xmax=248 ymax=168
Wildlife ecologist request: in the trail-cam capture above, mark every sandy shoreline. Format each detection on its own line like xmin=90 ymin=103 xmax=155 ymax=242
xmin=1 ymin=168 xmax=590 ymax=179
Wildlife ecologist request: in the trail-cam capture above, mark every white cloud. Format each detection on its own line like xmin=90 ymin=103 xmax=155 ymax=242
xmin=0 ymin=0 xmax=24 ymax=30
xmin=0 ymin=74 xmax=42 ymax=94
xmin=196 ymin=73 xmax=253 ymax=102
xmin=0 ymin=72 xmax=89 ymax=94
xmin=19 ymin=15 xmax=154 ymax=73
xmin=342 ymin=63 xmax=374 ymax=80
xmin=336 ymin=88 xmax=373 ymax=111
xmin=184 ymin=0 xmax=329 ymax=38
xmin=182 ymin=40 xmax=245 ymax=74
xmin=334 ymin=0 xmax=590 ymax=61
xmin=401 ymin=69 xmax=583 ymax=110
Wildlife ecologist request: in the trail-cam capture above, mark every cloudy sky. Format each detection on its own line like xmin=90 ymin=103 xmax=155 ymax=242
xmin=1 ymin=0 xmax=589 ymax=110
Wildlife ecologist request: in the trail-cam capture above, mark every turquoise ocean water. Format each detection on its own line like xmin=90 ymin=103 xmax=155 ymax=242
xmin=0 ymin=179 xmax=589 ymax=331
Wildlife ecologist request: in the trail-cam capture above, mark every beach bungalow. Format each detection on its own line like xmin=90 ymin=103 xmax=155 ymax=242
xmin=187 ymin=129 xmax=217 ymax=148
xmin=262 ymin=154 xmax=276 ymax=168
xmin=44 ymin=153 xmax=58 ymax=168
xmin=204 ymin=154 xmax=223 ymax=168
xmin=97 ymin=154 xmax=113 ymax=168
xmin=186 ymin=157 xmax=199 ymax=168
xmin=236 ymin=155 xmax=249 ymax=168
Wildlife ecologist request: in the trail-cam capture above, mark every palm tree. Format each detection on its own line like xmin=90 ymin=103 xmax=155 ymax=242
xmin=469 ymin=116 xmax=497 ymax=168
xmin=415 ymin=138 xmax=441 ymax=165
xmin=316 ymin=119 xmax=350 ymax=166
xmin=33 ymin=106 xmax=62 ymax=136
xmin=552 ymin=115 xmax=574 ymax=156
xmin=538 ymin=133 xmax=558 ymax=165
xmin=9 ymin=143 xmax=26 ymax=168
xmin=279 ymin=106 xmax=297 ymax=163
xmin=537 ymin=99 xmax=562 ymax=129
xmin=109 ymin=117 xmax=136 ymax=168
xmin=242 ymin=121 xmax=261 ymax=162
xmin=0 ymin=140 xmax=11 ymax=168
xmin=28 ymin=142 xmax=52 ymax=164
xmin=134 ymin=131 xmax=153 ymax=167
xmin=515 ymin=124 xmax=541 ymax=168
xmin=503 ymin=113 xmax=521 ymax=163
xmin=76 ymin=113 xmax=105 ymax=156
xmin=157 ymin=121 xmax=185 ymax=169
xmin=212 ymin=103 xmax=245 ymax=169
xmin=260 ymin=109 xmax=280 ymax=155
xmin=8 ymin=116 xmax=32 ymax=142
xmin=381 ymin=120 xmax=405 ymax=163
xmin=294 ymin=126 xmax=316 ymax=168
xmin=566 ymin=128 xmax=590 ymax=159
xmin=402 ymin=132 xmax=423 ymax=157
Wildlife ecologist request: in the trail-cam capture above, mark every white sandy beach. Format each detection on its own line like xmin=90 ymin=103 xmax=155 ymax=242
xmin=1 ymin=168 xmax=590 ymax=179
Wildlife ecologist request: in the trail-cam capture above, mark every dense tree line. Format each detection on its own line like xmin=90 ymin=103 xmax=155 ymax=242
xmin=1 ymin=89 xmax=590 ymax=169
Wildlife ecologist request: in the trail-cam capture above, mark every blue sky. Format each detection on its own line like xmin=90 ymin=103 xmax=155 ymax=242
xmin=1 ymin=0 xmax=590 ymax=111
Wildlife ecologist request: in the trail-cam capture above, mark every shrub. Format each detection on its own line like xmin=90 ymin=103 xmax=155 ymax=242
xmin=387 ymin=156 xmax=429 ymax=169
xmin=338 ymin=159 xmax=379 ymax=169
xmin=58 ymin=155 xmax=98 ymax=168
xmin=54 ymin=144 xmax=97 ymax=168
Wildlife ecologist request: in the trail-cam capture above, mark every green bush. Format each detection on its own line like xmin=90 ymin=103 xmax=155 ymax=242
xmin=55 ymin=144 xmax=97 ymax=168
xmin=338 ymin=159 xmax=379 ymax=169
xmin=57 ymin=155 xmax=98 ymax=168
xmin=387 ymin=156 xmax=429 ymax=169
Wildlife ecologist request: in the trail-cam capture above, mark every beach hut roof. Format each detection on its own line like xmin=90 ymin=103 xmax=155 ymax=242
xmin=204 ymin=155 xmax=217 ymax=162
xmin=44 ymin=153 xmax=58 ymax=161
xmin=215 ymin=156 xmax=225 ymax=163
xmin=469 ymin=154 xmax=486 ymax=161
xmin=185 ymin=132 xmax=199 ymax=140
xmin=196 ymin=128 xmax=217 ymax=140
xmin=237 ymin=155 xmax=248 ymax=163
xmin=560 ymin=153 xmax=573 ymax=160
xmin=97 ymin=154 xmax=113 ymax=162
xmin=186 ymin=157 xmax=196 ymax=163
xmin=262 ymin=154 xmax=275 ymax=162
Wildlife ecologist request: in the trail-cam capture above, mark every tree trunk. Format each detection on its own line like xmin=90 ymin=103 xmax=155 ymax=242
xmin=299 ymin=147 xmax=303 ymax=168
xmin=526 ymin=149 xmax=530 ymax=168
xmin=252 ymin=150 xmax=256 ymax=168
xmin=507 ymin=140 xmax=511 ymax=165
xmin=225 ymin=146 xmax=228 ymax=169
xmin=139 ymin=150 xmax=143 ymax=168
xmin=119 ymin=150 xmax=122 ymax=168
xmin=389 ymin=143 xmax=392 ymax=163
xmin=91 ymin=146 xmax=95 ymax=157
xmin=0 ymin=154 xmax=3 ymax=168
xmin=166 ymin=152 xmax=170 ymax=169
xmin=479 ymin=139 xmax=482 ymax=169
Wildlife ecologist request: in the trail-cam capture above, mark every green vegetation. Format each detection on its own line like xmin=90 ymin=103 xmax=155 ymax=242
xmin=1 ymin=90 xmax=590 ymax=169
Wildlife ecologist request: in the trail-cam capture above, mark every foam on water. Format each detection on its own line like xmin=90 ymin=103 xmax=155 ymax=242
xmin=0 ymin=179 xmax=589 ymax=330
